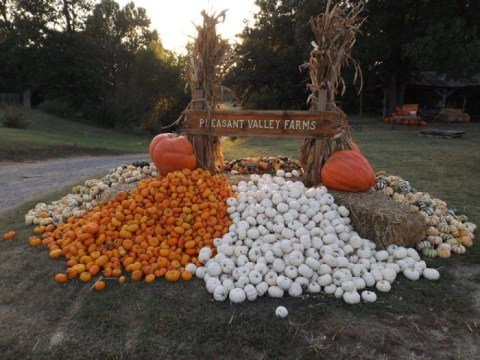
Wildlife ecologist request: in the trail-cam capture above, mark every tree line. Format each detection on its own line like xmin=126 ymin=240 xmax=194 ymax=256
xmin=1 ymin=0 xmax=479 ymax=130
xmin=0 ymin=0 xmax=188 ymax=130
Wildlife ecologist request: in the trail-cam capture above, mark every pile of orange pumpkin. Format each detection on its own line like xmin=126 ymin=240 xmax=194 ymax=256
xmin=29 ymin=168 xmax=233 ymax=289
xmin=24 ymin=133 xmax=236 ymax=290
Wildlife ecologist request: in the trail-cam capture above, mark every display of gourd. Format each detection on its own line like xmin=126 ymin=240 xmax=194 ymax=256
xmin=224 ymin=156 xmax=302 ymax=175
xmin=193 ymin=171 xmax=441 ymax=305
xmin=25 ymin=162 xmax=158 ymax=226
xmin=374 ymin=174 xmax=476 ymax=257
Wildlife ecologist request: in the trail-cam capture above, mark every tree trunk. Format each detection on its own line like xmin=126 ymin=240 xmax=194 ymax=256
xmin=63 ymin=0 xmax=72 ymax=32
xmin=387 ymin=76 xmax=397 ymax=114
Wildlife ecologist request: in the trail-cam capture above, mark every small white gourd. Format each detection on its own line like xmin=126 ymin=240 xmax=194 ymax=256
xmin=213 ymin=286 xmax=228 ymax=301
xmin=244 ymin=284 xmax=258 ymax=301
xmin=255 ymin=281 xmax=269 ymax=296
xmin=268 ymin=286 xmax=284 ymax=298
xmin=288 ymin=282 xmax=303 ymax=297
xmin=308 ymin=281 xmax=321 ymax=293
xmin=276 ymin=275 xmax=292 ymax=290
xmin=229 ymin=288 xmax=247 ymax=303
xmin=195 ymin=267 xmax=206 ymax=279
xmin=361 ymin=290 xmax=377 ymax=303
xmin=376 ymin=280 xmax=391 ymax=293
xmin=422 ymin=268 xmax=440 ymax=281
xmin=275 ymin=306 xmax=288 ymax=318
xmin=403 ymin=268 xmax=420 ymax=281
xmin=323 ymin=284 xmax=337 ymax=295
xmin=343 ymin=291 xmax=361 ymax=304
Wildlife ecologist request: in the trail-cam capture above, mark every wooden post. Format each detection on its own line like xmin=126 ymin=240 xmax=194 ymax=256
xmin=303 ymin=89 xmax=328 ymax=187
xmin=189 ymin=90 xmax=218 ymax=173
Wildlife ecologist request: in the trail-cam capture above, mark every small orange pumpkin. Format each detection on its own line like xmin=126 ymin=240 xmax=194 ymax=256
xmin=3 ymin=230 xmax=16 ymax=240
xmin=94 ymin=281 xmax=106 ymax=292
xmin=54 ymin=273 xmax=68 ymax=284
xmin=149 ymin=133 xmax=196 ymax=176
xmin=321 ymin=150 xmax=375 ymax=192
xmin=165 ymin=269 xmax=180 ymax=282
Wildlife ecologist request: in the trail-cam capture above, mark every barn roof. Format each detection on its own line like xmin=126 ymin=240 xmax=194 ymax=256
xmin=408 ymin=71 xmax=480 ymax=88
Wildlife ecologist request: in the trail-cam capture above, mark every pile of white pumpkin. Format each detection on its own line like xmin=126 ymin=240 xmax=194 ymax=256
xmin=189 ymin=171 xmax=440 ymax=305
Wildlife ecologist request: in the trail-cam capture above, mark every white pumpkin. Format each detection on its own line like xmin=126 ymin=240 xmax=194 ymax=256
xmin=276 ymin=275 xmax=292 ymax=290
xmin=206 ymin=278 xmax=221 ymax=294
xmin=375 ymin=250 xmax=389 ymax=262
xmin=288 ymin=251 xmax=304 ymax=267
xmin=248 ymin=270 xmax=263 ymax=285
xmin=318 ymin=274 xmax=333 ymax=287
xmin=376 ymin=280 xmax=391 ymax=293
xmin=284 ymin=265 xmax=298 ymax=279
xmin=185 ymin=263 xmax=197 ymax=274
xmin=244 ymin=284 xmax=258 ymax=301
xmin=268 ymin=286 xmax=284 ymax=298
xmin=275 ymin=306 xmax=288 ymax=318
xmin=403 ymin=268 xmax=420 ymax=281
xmin=381 ymin=268 xmax=397 ymax=283
xmin=361 ymin=290 xmax=377 ymax=303
xmin=308 ymin=281 xmax=321 ymax=293
xmin=195 ymin=267 xmax=206 ymax=279
xmin=229 ymin=288 xmax=247 ymax=303
xmin=323 ymin=284 xmax=337 ymax=294
xmin=341 ymin=280 xmax=357 ymax=292
xmin=298 ymin=264 xmax=314 ymax=278
xmin=343 ymin=291 xmax=361 ymax=304
xmin=288 ymin=282 xmax=303 ymax=297
xmin=255 ymin=281 xmax=269 ymax=296
xmin=422 ymin=268 xmax=440 ymax=281
xmin=213 ymin=286 xmax=228 ymax=301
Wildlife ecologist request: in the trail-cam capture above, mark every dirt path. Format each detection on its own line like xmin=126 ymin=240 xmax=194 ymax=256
xmin=0 ymin=154 xmax=149 ymax=215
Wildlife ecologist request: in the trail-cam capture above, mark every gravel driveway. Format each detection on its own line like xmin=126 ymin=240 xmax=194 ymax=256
xmin=0 ymin=154 xmax=149 ymax=215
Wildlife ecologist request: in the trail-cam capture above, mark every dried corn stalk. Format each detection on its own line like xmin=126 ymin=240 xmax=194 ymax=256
xmin=184 ymin=10 xmax=238 ymax=173
xmin=300 ymin=1 xmax=365 ymax=186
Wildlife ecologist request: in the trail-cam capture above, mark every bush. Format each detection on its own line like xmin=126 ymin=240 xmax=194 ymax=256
xmin=38 ymin=98 xmax=75 ymax=119
xmin=1 ymin=106 xmax=29 ymax=129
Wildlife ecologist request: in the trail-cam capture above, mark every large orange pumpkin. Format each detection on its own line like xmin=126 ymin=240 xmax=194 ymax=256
xmin=149 ymin=133 xmax=196 ymax=176
xmin=320 ymin=150 xmax=375 ymax=192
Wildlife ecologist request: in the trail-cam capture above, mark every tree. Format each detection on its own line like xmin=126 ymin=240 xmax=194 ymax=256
xmin=227 ymin=0 xmax=327 ymax=110
xmin=353 ymin=0 xmax=480 ymax=114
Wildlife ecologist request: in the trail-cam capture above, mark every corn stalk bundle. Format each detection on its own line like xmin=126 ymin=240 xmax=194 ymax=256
xmin=300 ymin=1 xmax=365 ymax=186
xmin=184 ymin=10 xmax=238 ymax=173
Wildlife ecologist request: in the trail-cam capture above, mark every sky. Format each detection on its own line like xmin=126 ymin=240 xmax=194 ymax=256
xmin=116 ymin=0 xmax=259 ymax=54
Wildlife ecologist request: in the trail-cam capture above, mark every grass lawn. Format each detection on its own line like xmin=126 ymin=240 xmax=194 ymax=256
xmin=0 ymin=107 xmax=150 ymax=161
xmin=0 ymin=115 xmax=479 ymax=359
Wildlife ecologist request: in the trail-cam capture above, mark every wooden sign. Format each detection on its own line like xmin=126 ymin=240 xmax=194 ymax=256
xmin=183 ymin=109 xmax=343 ymax=138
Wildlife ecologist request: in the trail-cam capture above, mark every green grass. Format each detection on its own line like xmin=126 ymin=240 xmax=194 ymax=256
xmin=0 ymin=107 xmax=150 ymax=161
xmin=0 ymin=115 xmax=479 ymax=359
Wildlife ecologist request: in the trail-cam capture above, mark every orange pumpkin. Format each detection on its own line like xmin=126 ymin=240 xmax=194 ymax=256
xmin=165 ymin=269 xmax=180 ymax=282
xmin=3 ymin=230 xmax=16 ymax=240
xmin=320 ymin=150 xmax=375 ymax=192
xmin=149 ymin=133 xmax=196 ymax=176
xmin=54 ymin=273 xmax=68 ymax=284
xmin=94 ymin=281 xmax=106 ymax=292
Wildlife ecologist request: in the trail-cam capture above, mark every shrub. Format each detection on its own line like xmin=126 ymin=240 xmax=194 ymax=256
xmin=1 ymin=106 xmax=29 ymax=129
xmin=38 ymin=98 xmax=75 ymax=119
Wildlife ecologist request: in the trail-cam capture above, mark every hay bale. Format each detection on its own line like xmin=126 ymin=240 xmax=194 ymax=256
xmin=330 ymin=190 xmax=427 ymax=249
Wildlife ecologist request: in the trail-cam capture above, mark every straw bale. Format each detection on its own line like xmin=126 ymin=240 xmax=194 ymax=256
xmin=330 ymin=189 xmax=427 ymax=249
